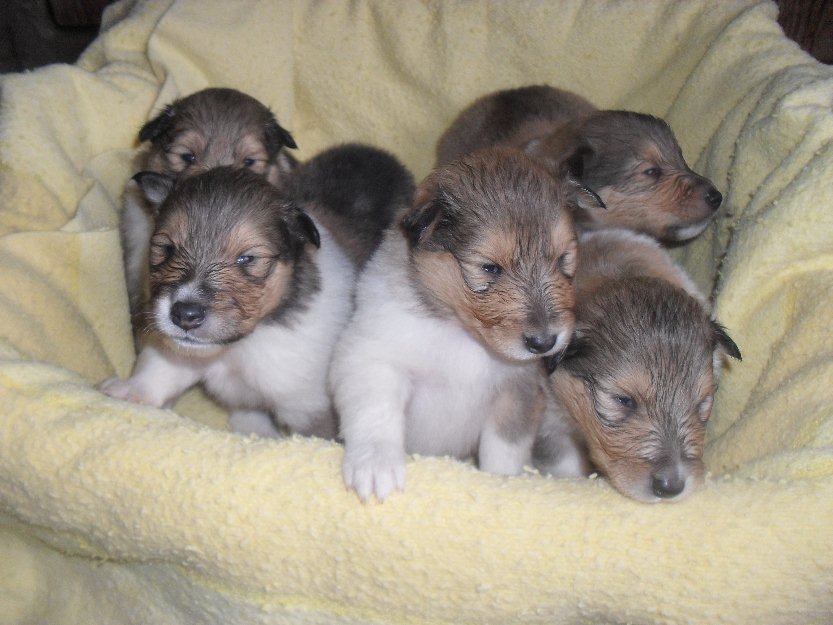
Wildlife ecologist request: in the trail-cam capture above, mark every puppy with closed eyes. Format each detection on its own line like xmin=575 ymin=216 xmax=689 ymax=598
xmin=533 ymin=229 xmax=741 ymax=502
xmin=101 ymin=167 xmax=352 ymax=438
xmin=436 ymin=85 xmax=723 ymax=243
xmin=331 ymin=147 xmax=604 ymax=502
xmin=121 ymin=87 xmax=298 ymax=331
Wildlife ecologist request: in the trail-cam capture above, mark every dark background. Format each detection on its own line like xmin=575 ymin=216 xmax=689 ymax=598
xmin=1 ymin=0 xmax=831 ymax=74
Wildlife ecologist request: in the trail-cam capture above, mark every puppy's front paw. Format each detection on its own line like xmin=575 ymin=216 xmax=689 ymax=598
xmin=97 ymin=377 xmax=150 ymax=406
xmin=343 ymin=442 xmax=406 ymax=502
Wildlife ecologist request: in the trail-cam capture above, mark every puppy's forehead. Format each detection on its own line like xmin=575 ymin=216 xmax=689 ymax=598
xmin=588 ymin=112 xmax=681 ymax=159
xmin=170 ymin=93 xmax=270 ymax=141
xmin=159 ymin=169 xmax=284 ymax=241
xmin=445 ymin=149 xmax=569 ymax=223
xmin=581 ymin=279 xmax=714 ymax=373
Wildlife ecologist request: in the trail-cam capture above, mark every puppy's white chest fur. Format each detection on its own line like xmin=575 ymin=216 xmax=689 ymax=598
xmin=398 ymin=316 xmax=514 ymax=456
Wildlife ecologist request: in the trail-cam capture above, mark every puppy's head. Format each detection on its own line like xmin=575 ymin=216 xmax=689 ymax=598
xmin=134 ymin=167 xmax=320 ymax=352
xmin=552 ymin=277 xmax=741 ymax=502
xmin=139 ymin=87 xmax=297 ymax=185
xmin=401 ymin=147 xmax=600 ymax=362
xmin=527 ymin=111 xmax=722 ymax=242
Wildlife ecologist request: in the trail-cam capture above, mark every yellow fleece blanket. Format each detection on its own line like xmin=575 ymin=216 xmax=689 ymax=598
xmin=1 ymin=1 xmax=832 ymax=623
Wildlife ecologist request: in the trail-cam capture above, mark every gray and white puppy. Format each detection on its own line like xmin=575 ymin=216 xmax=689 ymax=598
xmin=436 ymin=85 xmax=723 ymax=243
xmin=121 ymin=88 xmax=297 ymax=331
xmin=534 ymin=229 xmax=741 ymax=502
xmin=103 ymin=167 xmax=343 ymax=437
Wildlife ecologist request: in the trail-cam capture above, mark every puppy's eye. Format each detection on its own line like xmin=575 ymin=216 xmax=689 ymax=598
xmin=614 ymin=394 xmax=637 ymax=411
xmin=643 ymin=167 xmax=661 ymax=178
xmin=236 ymin=255 xmax=254 ymax=266
xmin=481 ymin=263 xmax=502 ymax=276
xmin=242 ymin=158 xmax=256 ymax=168
xmin=180 ymin=152 xmax=196 ymax=165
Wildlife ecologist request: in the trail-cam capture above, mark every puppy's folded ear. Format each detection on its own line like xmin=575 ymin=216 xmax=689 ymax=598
xmin=711 ymin=321 xmax=742 ymax=361
xmin=132 ymin=171 xmax=175 ymax=210
xmin=567 ymin=177 xmax=606 ymax=211
xmin=399 ymin=176 xmax=452 ymax=250
xmin=546 ymin=330 xmax=590 ymax=375
xmin=264 ymin=115 xmax=298 ymax=155
xmin=138 ymin=104 xmax=176 ymax=144
xmin=285 ymin=207 xmax=320 ymax=250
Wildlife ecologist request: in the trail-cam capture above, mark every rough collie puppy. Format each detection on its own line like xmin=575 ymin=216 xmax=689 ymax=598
xmin=436 ymin=85 xmax=723 ymax=243
xmin=101 ymin=167 xmax=352 ymax=438
xmin=121 ymin=87 xmax=297 ymax=329
xmin=534 ymin=229 xmax=741 ymax=502
xmin=331 ymin=147 xmax=604 ymax=502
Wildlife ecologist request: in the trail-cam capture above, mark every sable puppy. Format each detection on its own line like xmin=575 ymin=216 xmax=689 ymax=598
xmin=121 ymin=87 xmax=297 ymax=328
xmin=101 ymin=167 xmax=353 ymax=438
xmin=331 ymin=147 xmax=604 ymax=502
xmin=286 ymin=143 xmax=416 ymax=267
xmin=534 ymin=229 xmax=741 ymax=502
xmin=436 ymin=85 xmax=722 ymax=243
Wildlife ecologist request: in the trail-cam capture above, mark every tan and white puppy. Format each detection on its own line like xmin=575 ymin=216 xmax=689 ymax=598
xmin=332 ymin=147 xmax=604 ymax=502
xmin=121 ymin=87 xmax=297 ymax=330
xmin=102 ymin=167 xmax=352 ymax=438
xmin=436 ymin=85 xmax=723 ymax=243
xmin=534 ymin=229 xmax=741 ymax=502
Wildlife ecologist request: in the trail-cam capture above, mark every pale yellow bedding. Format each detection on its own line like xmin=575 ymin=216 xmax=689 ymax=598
xmin=1 ymin=1 xmax=831 ymax=623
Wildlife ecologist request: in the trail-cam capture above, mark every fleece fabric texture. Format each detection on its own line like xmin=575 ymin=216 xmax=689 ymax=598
xmin=0 ymin=1 xmax=832 ymax=623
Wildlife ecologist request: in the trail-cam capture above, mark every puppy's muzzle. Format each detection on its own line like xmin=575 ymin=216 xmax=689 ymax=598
xmin=171 ymin=300 xmax=206 ymax=330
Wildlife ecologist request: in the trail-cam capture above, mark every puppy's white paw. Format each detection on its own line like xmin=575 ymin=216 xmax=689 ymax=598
xmin=343 ymin=442 xmax=406 ymax=502
xmin=97 ymin=377 xmax=150 ymax=405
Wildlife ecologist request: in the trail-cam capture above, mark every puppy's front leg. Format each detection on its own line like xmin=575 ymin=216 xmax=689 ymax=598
xmin=478 ymin=384 xmax=541 ymax=476
xmin=98 ymin=345 xmax=203 ymax=408
xmin=335 ymin=365 xmax=410 ymax=502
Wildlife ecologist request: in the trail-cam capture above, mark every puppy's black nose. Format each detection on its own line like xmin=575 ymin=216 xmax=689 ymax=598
xmin=171 ymin=301 xmax=206 ymax=330
xmin=523 ymin=333 xmax=557 ymax=355
xmin=651 ymin=471 xmax=686 ymax=499
xmin=705 ymin=187 xmax=722 ymax=210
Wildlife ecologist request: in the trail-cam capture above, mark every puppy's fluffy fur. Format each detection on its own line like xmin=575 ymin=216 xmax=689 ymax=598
xmin=121 ymin=88 xmax=297 ymax=329
xmin=332 ymin=147 xmax=604 ymax=501
xmin=101 ymin=167 xmax=353 ymax=437
xmin=286 ymin=143 xmax=415 ymax=267
xmin=436 ymin=85 xmax=723 ymax=243
xmin=534 ymin=229 xmax=741 ymax=502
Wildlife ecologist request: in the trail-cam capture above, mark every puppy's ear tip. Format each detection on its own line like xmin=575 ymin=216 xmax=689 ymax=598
xmin=296 ymin=210 xmax=320 ymax=249
xmin=132 ymin=171 xmax=174 ymax=206
xmin=712 ymin=321 xmax=742 ymax=361
xmin=569 ymin=178 xmax=605 ymax=211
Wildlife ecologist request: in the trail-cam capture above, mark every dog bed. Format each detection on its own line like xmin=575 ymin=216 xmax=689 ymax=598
xmin=1 ymin=1 xmax=831 ymax=623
